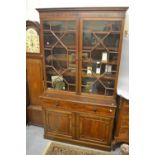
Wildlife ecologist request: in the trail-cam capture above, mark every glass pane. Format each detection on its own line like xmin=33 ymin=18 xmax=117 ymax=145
xmin=82 ymin=20 xmax=121 ymax=96
xmin=81 ymin=77 xmax=115 ymax=96
xmin=43 ymin=20 xmax=76 ymax=92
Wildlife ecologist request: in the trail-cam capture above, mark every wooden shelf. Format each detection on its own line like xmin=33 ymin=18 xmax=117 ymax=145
xmin=82 ymin=60 xmax=117 ymax=65
xmin=46 ymin=65 xmax=76 ymax=69
xmin=46 ymin=67 xmax=76 ymax=77
xmin=82 ymin=47 xmax=118 ymax=53
xmin=46 ymin=81 xmax=76 ymax=92
xmin=45 ymin=56 xmax=76 ymax=62
xmin=46 ymin=57 xmax=117 ymax=64
xmin=46 ymin=57 xmax=67 ymax=62
xmin=46 ymin=81 xmax=76 ymax=86
xmin=46 ymin=81 xmax=52 ymax=84
xmin=44 ymin=29 xmax=76 ymax=33
xmin=82 ymin=73 xmax=116 ymax=80
xmin=81 ymin=84 xmax=114 ymax=90
xmin=45 ymin=65 xmax=53 ymax=68
xmin=82 ymin=68 xmax=117 ymax=72
xmin=46 ymin=66 xmax=116 ymax=79
xmin=83 ymin=30 xmax=120 ymax=34
xmin=44 ymin=45 xmax=76 ymax=50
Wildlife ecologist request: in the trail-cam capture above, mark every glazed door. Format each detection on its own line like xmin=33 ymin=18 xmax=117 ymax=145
xmin=45 ymin=108 xmax=75 ymax=139
xmin=76 ymin=113 xmax=113 ymax=145
xmin=42 ymin=19 xmax=79 ymax=93
xmin=80 ymin=19 xmax=122 ymax=96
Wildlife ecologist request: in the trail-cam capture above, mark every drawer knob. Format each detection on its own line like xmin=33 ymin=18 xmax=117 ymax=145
xmin=109 ymin=109 xmax=113 ymax=112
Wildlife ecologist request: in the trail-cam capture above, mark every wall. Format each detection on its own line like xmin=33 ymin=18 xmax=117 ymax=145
xmin=117 ymin=11 xmax=129 ymax=99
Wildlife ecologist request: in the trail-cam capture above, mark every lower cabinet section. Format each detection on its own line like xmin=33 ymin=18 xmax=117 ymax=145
xmin=43 ymin=107 xmax=115 ymax=150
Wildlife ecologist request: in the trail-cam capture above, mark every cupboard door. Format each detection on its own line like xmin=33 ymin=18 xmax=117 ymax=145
xmin=42 ymin=20 xmax=78 ymax=93
xmin=76 ymin=113 xmax=113 ymax=145
xmin=80 ymin=19 xmax=122 ymax=96
xmin=45 ymin=108 xmax=74 ymax=138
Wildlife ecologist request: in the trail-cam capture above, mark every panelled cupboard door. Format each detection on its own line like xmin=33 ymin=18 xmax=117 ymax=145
xmin=26 ymin=58 xmax=43 ymax=105
xmin=42 ymin=19 xmax=79 ymax=93
xmin=45 ymin=109 xmax=74 ymax=139
xmin=76 ymin=113 xmax=113 ymax=145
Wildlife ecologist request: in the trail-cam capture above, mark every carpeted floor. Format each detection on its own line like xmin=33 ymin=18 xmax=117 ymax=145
xmin=26 ymin=125 xmax=120 ymax=155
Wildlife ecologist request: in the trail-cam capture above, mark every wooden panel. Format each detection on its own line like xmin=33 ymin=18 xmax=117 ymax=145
xmin=40 ymin=91 xmax=116 ymax=107
xmin=76 ymin=113 xmax=113 ymax=145
xmin=45 ymin=108 xmax=74 ymax=138
xmin=26 ymin=58 xmax=43 ymax=105
xmin=38 ymin=7 xmax=128 ymax=20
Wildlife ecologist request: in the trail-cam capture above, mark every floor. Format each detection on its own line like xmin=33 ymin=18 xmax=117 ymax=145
xmin=26 ymin=125 xmax=120 ymax=155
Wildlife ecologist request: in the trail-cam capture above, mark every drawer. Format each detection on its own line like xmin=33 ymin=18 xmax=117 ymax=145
xmin=44 ymin=99 xmax=115 ymax=117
